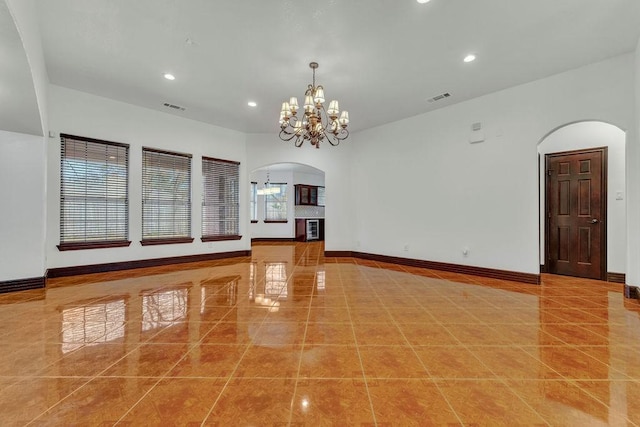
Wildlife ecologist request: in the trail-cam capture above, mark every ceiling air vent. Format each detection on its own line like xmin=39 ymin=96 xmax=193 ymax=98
xmin=427 ymin=92 xmax=451 ymax=103
xmin=163 ymin=102 xmax=186 ymax=111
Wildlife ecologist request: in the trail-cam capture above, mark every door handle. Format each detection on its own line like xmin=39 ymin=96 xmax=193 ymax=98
xmin=591 ymin=218 xmax=599 ymax=224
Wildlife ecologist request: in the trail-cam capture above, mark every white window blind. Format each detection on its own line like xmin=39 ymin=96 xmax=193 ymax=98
xmin=265 ymin=183 xmax=287 ymax=221
xmin=59 ymin=134 xmax=130 ymax=250
xmin=142 ymin=148 xmax=193 ymax=244
xmin=202 ymin=157 xmax=240 ymax=240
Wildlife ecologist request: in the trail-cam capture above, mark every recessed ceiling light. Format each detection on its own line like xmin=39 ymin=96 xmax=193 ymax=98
xmin=163 ymin=73 xmax=176 ymax=81
xmin=417 ymin=0 xmax=431 ymax=3
xmin=463 ymin=54 xmax=476 ymax=63
xmin=248 ymin=101 xmax=257 ymax=107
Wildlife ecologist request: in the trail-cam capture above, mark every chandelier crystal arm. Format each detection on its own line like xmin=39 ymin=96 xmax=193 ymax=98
xmin=278 ymin=128 xmax=305 ymax=147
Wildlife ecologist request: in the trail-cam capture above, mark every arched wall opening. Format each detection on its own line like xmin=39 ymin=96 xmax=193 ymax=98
xmin=538 ymin=120 xmax=626 ymax=276
xmin=249 ymin=162 xmax=325 ymax=240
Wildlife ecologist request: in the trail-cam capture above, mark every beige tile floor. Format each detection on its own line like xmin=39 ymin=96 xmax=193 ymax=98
xmin=0 ymin=241 xmax=639 ymax=425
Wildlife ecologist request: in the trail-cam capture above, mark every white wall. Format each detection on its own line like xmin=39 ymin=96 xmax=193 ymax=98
xmin=351 ymin=54 xmax=635 ymax=275
xmin=538 ymin=122 xmax=626 ymax=274
xmin=294 ymin=171 xmax=325 ymax=187
xmin=0 ymin=129 xmax=46 ymax=280
xmin=246 ymin=135 xmax=353 ymax=252
xmin=46 ymin=85 xmax=249 ymax=269
xmin=629 ymin=39 xmax=640 ymax=288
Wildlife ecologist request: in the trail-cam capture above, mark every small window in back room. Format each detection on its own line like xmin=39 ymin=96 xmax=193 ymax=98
xmin=265 ymin=183 xmax=288 ymax=222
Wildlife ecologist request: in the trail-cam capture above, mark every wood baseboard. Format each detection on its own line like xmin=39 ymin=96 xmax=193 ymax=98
xmin=46 ymin=250 xmax=251 ymax=279
xmin=624 ymin=285 xmax=639 ymax=300
xmin=251 ymin=238 xmax=296 ymax=243
xmin=0 ymin=276 xmax=45 ymax=294
xmin=325 ymin=250 xmax=354 ymax=257
xmin=326 ymin=251 xmax=539 ymax=285
xmin=607 ymin=272 xmax=626 ymax=284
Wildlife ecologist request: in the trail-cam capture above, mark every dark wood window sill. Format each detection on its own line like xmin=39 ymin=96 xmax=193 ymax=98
xmin=264 ymin=220 xmax=288 ymax=224
xmin=140 ymin=237 xmax=194 ymax=246
xmin=57 ymin=241 xmax=132 ymax=251
xmin=201 ymin=235 xmax=242 ymax=242
xmin=250 ymin=220 xmax=258 ymax=224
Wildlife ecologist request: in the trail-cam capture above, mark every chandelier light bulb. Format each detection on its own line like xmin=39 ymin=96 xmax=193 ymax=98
xmin=289 ymin=97 xmax=299 ymax=113
xmin=304 ymin=95 xmax=314 ymax=113
xmin=314 ymin=87 xmax=325 ymax=104
xmin=327 ymin=100 xmax=339 ymax=116
xmin=281 ymin=102 xmax=291 ymax=119
xmin=339 ymin=111 xmax=350 ymax=125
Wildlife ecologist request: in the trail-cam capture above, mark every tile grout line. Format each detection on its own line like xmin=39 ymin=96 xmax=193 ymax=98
xmin=344 ymin=266 xmax=380 ymax=427
xmin=108 ymin=275 xmax=254 ymax=425
xmin=287 ymin=242 xmax=316 ymax=427
xmin=25 ymin=316 xmax=182 ymax=426
xmin=110 ymin=285 xmax=252 ymax=426
xmin=197 ymin=264 xmax=276 ymax=426
xmin=371 ymin=269 xmax=465 ymax=426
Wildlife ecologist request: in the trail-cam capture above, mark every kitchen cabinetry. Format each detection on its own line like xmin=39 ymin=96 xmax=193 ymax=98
xmin=295 ymin=184 xmax=322 ymax=206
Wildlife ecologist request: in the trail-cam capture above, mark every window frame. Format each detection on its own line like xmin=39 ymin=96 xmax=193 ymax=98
xmin=201 ymin=156 xmax=242 ymax=242
xmin=58 ymin=133 xmax=131 ymax=251
xmin=141 ymin=147 xmax=194 ymax=246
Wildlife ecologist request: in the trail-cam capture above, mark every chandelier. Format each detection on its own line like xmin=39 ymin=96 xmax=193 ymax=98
xmin=256 ymin=171 xmax=281 ymax=196
xmin=278 ymin=62 xmax=349 ymax=148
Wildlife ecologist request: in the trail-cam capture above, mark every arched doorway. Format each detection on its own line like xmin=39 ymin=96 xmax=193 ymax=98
xmin=249 ymin=163 xmax=326 ymax=241
xmin=538 ymin=121 xmax=626 ymax=280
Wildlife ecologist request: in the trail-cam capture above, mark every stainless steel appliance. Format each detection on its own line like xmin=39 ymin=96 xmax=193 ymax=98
xmin=306 ymin=219 xmax=319 ymax=240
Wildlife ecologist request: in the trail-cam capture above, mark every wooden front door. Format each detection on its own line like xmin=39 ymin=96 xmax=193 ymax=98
xmin=546 ymin=148 xmax=607 ymax=280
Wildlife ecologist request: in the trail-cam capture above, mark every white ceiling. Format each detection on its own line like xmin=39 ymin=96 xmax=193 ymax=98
xmin=23 ymin=0 xmax=640 ymax=135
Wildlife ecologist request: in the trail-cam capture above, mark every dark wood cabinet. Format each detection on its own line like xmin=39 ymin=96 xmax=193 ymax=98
xmin=295 ymin=184 xmax=319 ymax=206
xmin=295 ymin=219 xmax=306 ymax=242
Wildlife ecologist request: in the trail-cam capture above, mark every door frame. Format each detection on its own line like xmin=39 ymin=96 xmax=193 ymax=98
xmin=544 ymin=147 xmax=608 ymax=280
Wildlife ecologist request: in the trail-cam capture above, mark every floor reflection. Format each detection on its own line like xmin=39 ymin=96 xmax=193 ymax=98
xmin=60 ymin=296 xmax=127 ymax=353
xmin=141 ymin=286 xmax=189 ymax=331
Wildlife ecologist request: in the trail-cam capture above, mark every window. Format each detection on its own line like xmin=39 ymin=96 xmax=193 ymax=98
xmin=201 ymin=157 xmax=241 ymax=241
xmin=264 ymin=183 xmax=288 ymax=222
xmin=318 ymin=186 xmax=326 ymax=206
xmin=250 ymin=182 xmax=258 ymax=222
xmin=142 ymin=148 xmax=193 ymax=245
xmin=59 ymin=134 xmax=130 ymax=250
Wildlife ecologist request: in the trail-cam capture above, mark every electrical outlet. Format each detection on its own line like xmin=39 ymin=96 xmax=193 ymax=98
xmin=462 ymin=247 xmax=469 ymax=256
xmin=403 ymin=244 xmax=409 ymax=252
